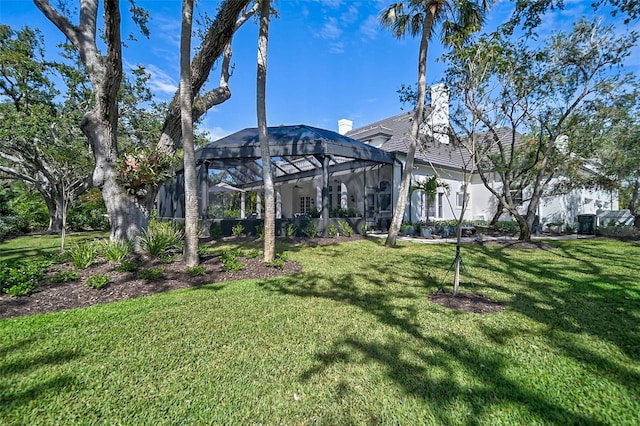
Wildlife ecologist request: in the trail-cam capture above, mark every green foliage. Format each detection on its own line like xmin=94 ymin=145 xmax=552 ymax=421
xmin=187 ymin=265 xmax=206 ymax=277
xmin=231 ymin=223 xmax=245 ymax=237
xmin=495 ymin=220 xmax=520 ymax=234
xmin=220 ymin=248 xmax=244 ymax=272
xmin=0 ymin=259 xmax=46 ymax=296
xmin=137 ymin=268 xmax=164 ymax=281
xmin=68 ymin=241 xmax=97 ymax=269
xmin=100 ymin=239 xmax=132 ymax=263
xmin=598 ymin=225 xmax=640 ymax=238
xmin=85 ymin=274 xmax=110 ymax=289
xmin=0 ymin=216 xmax=19 ymax=241
xmin=255 ymin=223 xmax=265 ymax=239
xmin=284 ymin=221 xmax=297 ymax=238
xmin=304 ymin=221 xmax=318 ymax=238
xmin=330 ymin=207 xmax=362 ymax=218
xmin=328 ymin=223 xmax=338 ymax=237
xmin=267 ymin=252 xmax=288 ymax=269
xmin=360 ymin=223 xmax=372 ymax=235
xmin=115 ymin=261 xmax=137 ymax=272
xmin=7 ymin=186 xmax=49 ymax=232
xmin=223 ymin=209 xmax=240 ymax=218
xmin=338 ymin=221 xmax=353 ymax=237
xmin=67 ymin=189 xmax=109 ymax=231
xmin=209 ymin=222 xmax=222 ymax=238
xmin=142 ymin=220 xmax=184 ymax=257
xmin=50 ymin=270 xmax=80 ymax=283
xmin=245 ymin=248 xmax=261 ymax=259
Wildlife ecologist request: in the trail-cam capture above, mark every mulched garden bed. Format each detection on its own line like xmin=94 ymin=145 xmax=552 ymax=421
xmin=0 ymin=235 xmax=370 ymax=320
xmin=428 ymin=290 xmax=505 ymax=314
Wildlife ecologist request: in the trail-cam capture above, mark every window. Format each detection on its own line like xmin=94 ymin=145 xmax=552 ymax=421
xmin=510 ymin=189 xmax=523 ymax=206
xmin=299 ymin=196 xmax=312 ymax=214
xmin=456 ymin=192 xmax=469 ymax=207
xmin=422 ymin=193 xmax=436 ymax=218
xmin=438 ymin=193 xmax=443 ymax=218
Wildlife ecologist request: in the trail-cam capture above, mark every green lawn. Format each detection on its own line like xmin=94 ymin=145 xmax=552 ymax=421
xmin=1 ymin=236 xmax=639 ymax=425
xmin=0 ymin=232 xmax=105 ymax=265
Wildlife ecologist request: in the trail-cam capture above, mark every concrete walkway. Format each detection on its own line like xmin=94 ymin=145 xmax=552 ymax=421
xmin=366 ymin=232 xmax=596 ymax=245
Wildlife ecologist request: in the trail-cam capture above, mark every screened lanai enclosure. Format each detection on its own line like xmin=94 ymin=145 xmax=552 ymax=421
xmin=158 ymin=125 xmax=396 ymax=236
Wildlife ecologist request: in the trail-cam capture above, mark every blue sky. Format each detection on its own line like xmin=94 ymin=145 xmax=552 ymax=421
xmin=1 ymin=0 xmax=637 ymax=141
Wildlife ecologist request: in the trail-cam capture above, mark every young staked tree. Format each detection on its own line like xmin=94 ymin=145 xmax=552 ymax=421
xmin=444 ymin=19 xmax=637 ymax=241
xmin=180 ymin=0 xmax=198 ymax=267
xmin=256 ymin=0 xmax=275 ymax=262
xmin=379 ymin=0 xmax=491 ymax=248
xmin=34 ymin=0 xmax=257 ymax=245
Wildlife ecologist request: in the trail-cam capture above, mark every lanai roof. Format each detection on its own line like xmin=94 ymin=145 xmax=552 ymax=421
xmin=195 ymin=124 xmax=394 ymax=166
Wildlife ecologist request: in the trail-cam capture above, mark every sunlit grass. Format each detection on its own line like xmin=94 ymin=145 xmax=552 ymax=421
xmin=1 ymin=236 xmax=639 ymax=424
xmin=0 ymin=232 xmax=106 ymax=265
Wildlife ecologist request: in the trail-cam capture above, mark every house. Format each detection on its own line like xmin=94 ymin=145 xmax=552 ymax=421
xmin=158 ymin=84 xmax=617 ymax=234
xmin=341 ymin=83 xmax=618 ymax=231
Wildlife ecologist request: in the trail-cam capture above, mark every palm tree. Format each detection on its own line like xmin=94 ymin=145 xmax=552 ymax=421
xmin=180 ymin=0 xmax=198 ymax=267
xmin=409 ymin=175 xmax=449 ymax=225
xmin=257 ymin=0 xmax=275 ymax=262
xmin=380 ymin=0 xmax=491 ymax=248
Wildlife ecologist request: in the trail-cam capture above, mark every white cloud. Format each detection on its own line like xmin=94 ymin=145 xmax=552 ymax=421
xmin=201 ymin=125 xmax=233 ymax=142
xmin=313 ymin=0 xmax=343 ymax=8
xmin=340 ymin=5 xmax=359 ymax=25
xmin=319 ymin=17 xmax=342 ymax=39
xmin=329 ymin=41 xmax=345 ymax=54
xmin=146 ymin=64 xmax=178 ymax=96
xmin=360 ymin=15 xmax=379 ymax=40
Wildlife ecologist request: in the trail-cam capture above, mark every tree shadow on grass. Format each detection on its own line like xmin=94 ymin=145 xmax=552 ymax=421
xmin=259 ymin=239 xmax=638 ymax=424
xmin=0 ymin=341 xmax=82 ymax=412
xmin=301 ymin=334 xmax=606 ymax=425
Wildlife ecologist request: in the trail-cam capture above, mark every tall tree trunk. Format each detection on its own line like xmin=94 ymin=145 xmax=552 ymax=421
xmin=181 ymin=0 xmax=198 ymax=267
xmin=386 ymin=12 xmax=432 ymax=248
xmin=257 ymin=0 xmax=275 ymax=262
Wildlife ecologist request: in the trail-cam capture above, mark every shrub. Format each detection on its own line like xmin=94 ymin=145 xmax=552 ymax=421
xmin=245 ymin=248 xmax=261 ymax=259
xmin=231 ymin=223 xmax=245 ymax=237
xmin=187 ymin=265 xmax=206 ymax=277
xmin=115 ymin=261 xmax=137 ymax=272
xmin=51 ymin=270 xmax=80 ymax=283
xmin=0 ymin=216 xmax=19 ymax=241
xmin=86 ymin=274 xmax=110 ymax=289
xmin=598 ymin=225 xmax=640 ymax=239
xmin=137 ymin=268 xmax=164 ymax=280
xmin=7 ymin=188 xmax=49 ymax=232
xmin=328 ymin=223 xmax=338 ymax=237
xmin=284 ymin=221 xmax=297 ymax=238
xmin=255 ymin=223 xmax=265 ymax=239
xmin=338 ymin=221 xmax=353 ymax=237
xmin=68 ymin=242 xmax=98 ymax=270
xmin=142 ymin=220 xmax=184 ymax=257
xmin=220 ymin=248 xmax=244 ymax=272
xmin=265 ymin=258 xmax=284 ymax=269
xmin=0 ymin=258 xmax=53 ymax=296
xmin=304 ymin=221 xmax=318 ymax=238
xmin=495 ymin=220 xmax=520 ymax=234
xmin=67 ymin=188 xmax=109 ymax=231
xmin=100 ymin=239 xmax=132 ymax=263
